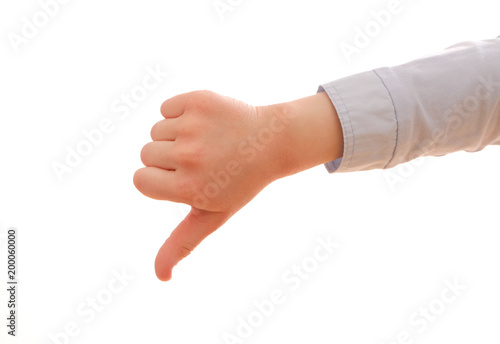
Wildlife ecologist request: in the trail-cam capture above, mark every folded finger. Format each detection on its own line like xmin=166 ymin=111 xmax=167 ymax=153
xmin=151 ymin=118 xmax=178 ymax=141
xmin=140 ymin=141 xmax=177 ymax=170
xmin=133 ymin=167 xmax=189 ymax=203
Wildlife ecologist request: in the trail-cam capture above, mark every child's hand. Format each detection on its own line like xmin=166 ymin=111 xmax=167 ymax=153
xmin=134 ymin=91 xmax=289 ymax=281
xmin=134 ymin=90 xmax=342 ymax=281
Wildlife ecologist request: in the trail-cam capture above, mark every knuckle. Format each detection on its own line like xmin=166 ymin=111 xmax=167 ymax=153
xmin=177 ymin=242 xmax=196 ymax=260
xmin=133 ymin=168 xmax=147 ymax=192
xmin=140 ymin=142 xmax=154 ymax=165
xmin=160 ymin=99 xmax=168 ymax=112
xmin=187 ymin=90 xmax=216 ymax=113
xmin=192 ymin=89 xmax=215 ymax=99
xmin=150 ymin=121 xmax=161 ymax=140
xmin=176 ymin=116 xmax=203 ymax=139
xmin=177 ymin=145 xmax=204 ymax=167
xmin=160 ymin=98 xmax=173 ymax=116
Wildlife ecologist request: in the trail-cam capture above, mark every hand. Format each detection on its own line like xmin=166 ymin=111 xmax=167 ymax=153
xmin=134 ymin=90 xmax=342 ymax=281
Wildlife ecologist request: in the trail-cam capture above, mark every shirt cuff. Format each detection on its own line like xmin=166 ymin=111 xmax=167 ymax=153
xmin=318 ymin=70 xmax=398 ymax=173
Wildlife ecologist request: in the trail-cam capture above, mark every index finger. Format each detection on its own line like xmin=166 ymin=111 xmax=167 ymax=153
xmin=155 ymin=208 xmax=231 ymax=281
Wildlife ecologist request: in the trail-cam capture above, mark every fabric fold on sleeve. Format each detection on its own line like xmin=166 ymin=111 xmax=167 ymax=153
xmin=318 ymin=71 xmax=398 ymax=173
xmin=319 ymin=36 xmax=500 ymax=173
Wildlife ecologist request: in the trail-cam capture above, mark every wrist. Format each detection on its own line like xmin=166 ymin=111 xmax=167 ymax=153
xmin=270 ymin=92 xmax=344 ymax=177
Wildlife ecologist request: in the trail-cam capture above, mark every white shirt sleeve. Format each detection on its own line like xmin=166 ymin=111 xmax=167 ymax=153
xmin=318 ymin=36 xmax=500 ymax=173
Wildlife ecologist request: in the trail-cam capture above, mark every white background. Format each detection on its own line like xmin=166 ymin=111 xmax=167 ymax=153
xmin=1 ymin=0 xmax=499 ymax=343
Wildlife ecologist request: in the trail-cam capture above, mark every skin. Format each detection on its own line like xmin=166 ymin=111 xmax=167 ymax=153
xmin=133 ymin=90 xmax=343 ymax=281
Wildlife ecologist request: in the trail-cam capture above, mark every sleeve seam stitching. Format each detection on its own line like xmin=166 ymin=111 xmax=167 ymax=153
xmin=373 ymin=69 xmax=399 ymax=169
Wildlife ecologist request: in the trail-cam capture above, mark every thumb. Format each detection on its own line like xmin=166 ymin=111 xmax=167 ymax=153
xmin=155 ymin=207 xmax=231 ymax=281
